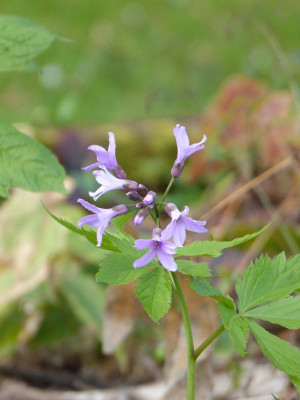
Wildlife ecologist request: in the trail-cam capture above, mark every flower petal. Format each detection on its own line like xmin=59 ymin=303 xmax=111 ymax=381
xmin=172 ymin=220 xmax=186 ymax=247
xmin=161 ymin=221 xmax=175 ymax=240
xmin=134 ymin=239 xmax=152 ymax=250
xmin=108 ymin=132 xmax=116 ymax=155
xmin=78 ymin=214 xmax=99 ymax=228
xmin=77 ymin=198 xmax=100 ymax=214
xmin=173 ymin=124 xmax=190 ymax=157
xmin=182 ymin=217 xmax=208 ymax=233
xmin=133 ymin=248 xmax=156 ymax=269
xmin=160 ymin=241 xmax=176 ymax=254
xmin=96 ymin=226 xmax=106 ymax=247
xmin=156 ymin=250 xmax=177 ymax=271
xmin=81 ymin=162 xmax=99 ymax=171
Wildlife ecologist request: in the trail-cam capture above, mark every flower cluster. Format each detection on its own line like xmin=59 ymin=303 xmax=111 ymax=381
xmin=78 ymin=125 xmax=207 ymax=271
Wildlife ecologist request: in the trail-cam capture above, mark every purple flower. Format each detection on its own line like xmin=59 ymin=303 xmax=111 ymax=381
xmin=82 ymin=132 xmax=126 ymax=179
xmin=89 ymin=166 xmax=138 ymax=201
xmin=143 ymin=191 xmax=157 ymax=206
xmin=133 ymin=228 xmax=177 ymax=271
xmin=77 ymin=199 xmax=128 ymax=247
xmin=134 ymin=208 xmax=149 ymax=226
xmin=163 ymin=203 xmax=207 ymax=247
xmin=171 ymin=124 xmax=207 ymax=178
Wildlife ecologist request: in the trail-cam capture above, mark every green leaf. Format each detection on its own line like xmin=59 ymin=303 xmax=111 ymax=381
xmin=189 ymin=278 xmax=235 ymax=308
xmin=247 ymin=319 xmax=300 ymax=379
xmin=217 ymin=303 xmax=249 ymax=357
xmin=0 ymin=16 xmax=56 ymax=72
xmin=61 ymin=268 xmax=105 ymax=338
xmin=236 ymin=253 xmax=300 ymax=313
xmin=0 ymin=121 xmax=65 ymax=197
xmin=244 ymin=296 xmax=300 ymax=329
xmin=176 ymin=260 xmax=212 ymax=277
xmin=42 ymin=202 xmax=118 ymax=252
xmin=111 ymin=212 xmax=134 ymax=230
xmin=96 ymin=253 xmax=150 ymax=285
xmin=176 ymin=223 xmax=270 ymax=257
xmin=135 ymin=268 xmax=172 ymax=323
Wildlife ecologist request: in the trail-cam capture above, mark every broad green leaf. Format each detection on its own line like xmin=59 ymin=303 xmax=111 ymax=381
xmin=135 ymin=268 xmax=172 ymax=323
xmin=106 ymin=230 xmax=136 ymax=255
xmin=0 ymin=16 xmax=56 ymax=72
xmin=111 ymin=212 xmax=134 ymax=230
xmin=42 ymin=202 xmax=118 ymax=252
xmin=96 ymin=253 xmax=150 ymax=285
xmin=218 ymin=303 xmax=249 ymax=357
xmin=236 ymin=253 xmax=300 ymax=313
xmin=176 ymin=223 xmax=270 ymax=257
xmin=247 ymin=320 xmax=300 ymax=379
xmin=0 ymin=121 xmax=65 ymax=197
xmin=189 ymin=278 xmax=235 ymax=308
xmin=61 ymin=268 xmax=105 ymax=338
xmin=177 ymin=260 xmax=212 ymax=277
xmin=244 ymin=296 xmax=300 ymax=329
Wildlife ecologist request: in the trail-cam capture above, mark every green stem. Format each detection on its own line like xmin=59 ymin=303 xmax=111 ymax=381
xmin=193 ymin=325 xmax=225 ymax=359
xmin=172 ymin=272 xmax=196 ymax=400
xmin=158 ymin=177 xmax=175 ymax=212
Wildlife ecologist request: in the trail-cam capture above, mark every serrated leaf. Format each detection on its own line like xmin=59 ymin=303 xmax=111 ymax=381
xmin=61 ymin=268 xmax=105 ymax=338
xmin=0 ymin=121 xmax=65 ymax=197
xmin=176 ymin=223 xmax=270 ymax=257
xmin=244 ymin=296 xmax=300 ymax=329
xmin=111 ymin=212 xmax=134 ymax=230
xmin=218 ymin=303 xmax=249 ymax=357
xmin=247 ymin=319 xmax=300 ymax=379
xmin=96 ymin=253 xmax=150 ymax=285
xmin=176 ymin=260 xmax=212 ymax=277
xmin=189 ymin=278 xmax=235 ymax=308
xmin=236 ymin=253 xmax=300 ymax=313
xmin=42 ymin=202 xmax=118 ymax=252
xmin=0 ymin=16 xmax=56 ymax=72
xmin=106 ymin=230 xmax=136 ymax=255
xmin=135 ymin=268 xmax=172 ymax=323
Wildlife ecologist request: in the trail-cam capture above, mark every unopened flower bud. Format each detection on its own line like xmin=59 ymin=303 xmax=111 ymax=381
xmin=134 ymin=208 xmax=148 ymax=226
xmin=123 ymin=181 xmax=138 ymax=192
xmin=136 ymin=202 xmax=144 ymax=209
xmin=137 ymin=184 xmax=148 ymax=197
xmin=126 ymin=191 xmax=141 ymax=201
xmin=113 ymin=166 xmax=127 ymax=179
xmin=112 ymin=204 xmax=128 ymax=215
xmin=143 ymin=191 xmax=157 ymax=205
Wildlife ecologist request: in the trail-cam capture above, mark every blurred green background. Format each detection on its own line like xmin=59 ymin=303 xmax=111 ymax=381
xmin=0 ymin=1 xmax=299 ymax=397
xmin=0 ymin=0 xmax=299 ymax=125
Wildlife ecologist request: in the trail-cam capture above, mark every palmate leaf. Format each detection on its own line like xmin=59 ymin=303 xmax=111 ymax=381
xmin=247 ymin=320 xmax=300 ymax=382
xmin=0 ymin=121 xmax=66 ymax=197
xmin=96 ymin=253 xmax=151 ymax=285
xmin=244 ymin=296 xmax=300 ymax=329
xmin=236 ymin=253 xmax=300 ymax=313
xmin=176 ymin=223 xmax=270 ymax=257
xmin=135 ymin=268 xmax=172 ymax=323
xmin=42 ymin=202 xmax=118 ymax=252
xmin=176 ymin=260 xmax=212 ymax=277
xmin=217 ymin=303 xmax=249 ymax=357
xmin=0 ymin=16 xmax=57 ymax=72
xmin=190 ymin=278 xmax=235 ymax=308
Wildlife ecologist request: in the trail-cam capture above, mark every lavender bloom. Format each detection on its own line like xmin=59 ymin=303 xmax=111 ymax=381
xmin=163 ymin=203 xmax=207 ymax=247
xmin=82 ymin=132 xmax=126 ymax=179
xmin=133 ymin=228 xmax=177 ymax=271
xmin=89 ymin=166 xmax=137 ymax=201
xmin=143 ymin=191 xmax=157 ymax=206
xmin=134 ymin=208 xmax=149 ymax=226
xmin=77 ymin=199 xmax=128 ymax=247
xmin=171 ymin=124 xmax=207 ymax=178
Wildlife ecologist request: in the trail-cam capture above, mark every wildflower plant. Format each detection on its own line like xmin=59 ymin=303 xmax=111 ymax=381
xmin=47 ymin=124 xmax=300 ymax=399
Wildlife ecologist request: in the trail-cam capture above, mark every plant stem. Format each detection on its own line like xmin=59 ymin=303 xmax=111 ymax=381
xmin=158 ymin=177 xmax=175 ymax=212
xmin=193 ymin=325 xmax=225 ymax=359
xmin=172 ymin=272 xmax=196 ymax=400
